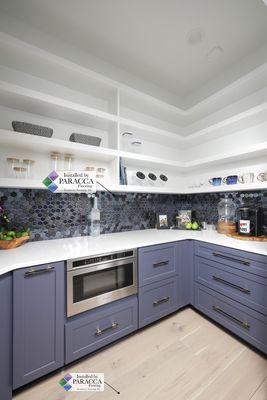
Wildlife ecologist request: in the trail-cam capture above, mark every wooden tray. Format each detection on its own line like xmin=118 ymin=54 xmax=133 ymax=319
xmin=226 ymin=233 xmax=267 ymax=242
xmin=0 ymin=236 xmax=30 ymax=250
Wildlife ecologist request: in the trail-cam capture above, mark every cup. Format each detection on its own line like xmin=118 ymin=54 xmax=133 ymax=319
xmin=223 ymin=175 xmax=238 ymax=185
xmin=209 ymin=177 xmax=222 ymax=186
xmin=238 ymin=173 xmax=254 ymax=184
xmin=257 ymin=172 xmax=267 ymax=182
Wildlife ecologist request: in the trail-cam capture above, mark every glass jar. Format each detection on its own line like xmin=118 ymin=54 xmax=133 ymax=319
xmin=64 ymin=154 xmax=74 ymax=171
xmin=6 ymin=158 xmax=19 ymax=177
xmin=217 ymin=198 xmax=236 ymax=234
xmin=23 ymin=159 xmax=35 ymax=178
xmin=50 ymin=152 xmax=61 ymax=172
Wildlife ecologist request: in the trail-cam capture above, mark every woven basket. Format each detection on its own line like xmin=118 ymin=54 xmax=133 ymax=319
xmin=0 ymin=236 xmax=29 ymax=250
xmin=69 ymin=133 xmax=101 ymax=146
xmin=12 ymin=121 xmax=53 ymax=138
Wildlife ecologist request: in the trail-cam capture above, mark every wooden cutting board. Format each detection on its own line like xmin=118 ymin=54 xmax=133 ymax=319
xmin=226 ymin=233 xmax=267 ymax=242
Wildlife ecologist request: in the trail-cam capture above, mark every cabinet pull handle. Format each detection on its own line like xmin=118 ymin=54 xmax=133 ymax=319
xmin=24 ymin=266 xmax=55 ymax=277
xmin=212 ymin=305 xmax=250 ymax=330
xmin=212 ymin=275 xmax=251 ymax=294
xmin=153 ymin=296 xmax=170 ymax=306
xmin=95 ymin=322 xmax=118 ymax=336
xmin=212 ymin=252 xmax=250 ymax=266
xmin=153 ymin=260 xmax=169 ymax=267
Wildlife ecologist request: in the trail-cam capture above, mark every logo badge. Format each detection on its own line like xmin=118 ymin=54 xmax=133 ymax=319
xmin=43 ymin=170 xmax=96 ymax=193
xmin=59 ymin=373 xmax=104 ymax=392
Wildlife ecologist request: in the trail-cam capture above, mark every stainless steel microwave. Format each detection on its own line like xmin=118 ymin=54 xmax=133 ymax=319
xmin=67 ymin=249 xmax=137 ymax=317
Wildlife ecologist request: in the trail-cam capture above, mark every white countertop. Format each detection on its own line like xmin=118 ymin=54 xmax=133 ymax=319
xmin=0 ymin=229 xmax=266 ymax=275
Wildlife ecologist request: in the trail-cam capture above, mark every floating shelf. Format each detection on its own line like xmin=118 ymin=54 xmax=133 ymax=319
xmin=0 ymin=129 xmax=118 ymax=162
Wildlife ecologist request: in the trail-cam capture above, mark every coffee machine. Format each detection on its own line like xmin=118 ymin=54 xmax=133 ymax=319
xmin=236 ymin=206 xmax=265 ymax=236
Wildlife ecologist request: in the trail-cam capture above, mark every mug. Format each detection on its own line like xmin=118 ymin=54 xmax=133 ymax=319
xmin=223 ymin=175 xmax=238 ymax=185
xmin=209 ymin=177 xmax=222 ymax=186
xmin=238 ymin=173 xmax=254 ymax=184
xmin=257 ymin=172 xmax=267 ymax=182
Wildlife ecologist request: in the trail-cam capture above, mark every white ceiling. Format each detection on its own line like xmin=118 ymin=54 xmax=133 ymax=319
xmin=0 ymin=0 xmax=267 ymax=107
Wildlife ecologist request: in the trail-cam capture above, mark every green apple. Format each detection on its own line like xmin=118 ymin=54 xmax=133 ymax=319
xmin=192 ymin=222 xmax=199 ymax=230
xmin=185 ymin=222 xmax=192 ymax=230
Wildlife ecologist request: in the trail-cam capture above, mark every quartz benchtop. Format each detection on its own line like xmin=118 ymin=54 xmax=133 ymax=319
xmin=0 ymin=229 xmax=266 ymax=275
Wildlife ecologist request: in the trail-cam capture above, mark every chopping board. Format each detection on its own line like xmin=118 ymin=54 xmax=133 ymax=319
xmin=226 ymin=233 xmax=267 ymax=242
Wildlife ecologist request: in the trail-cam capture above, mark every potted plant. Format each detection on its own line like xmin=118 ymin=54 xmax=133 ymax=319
xmin=0 ymin=205 xmax=30 ymax=250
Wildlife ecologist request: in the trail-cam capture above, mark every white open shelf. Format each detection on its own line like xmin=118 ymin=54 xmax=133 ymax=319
xmin=0 ymin=32 xmax=266 ymax=194
xmin=0 ymin=129 xmax=118 ymax=162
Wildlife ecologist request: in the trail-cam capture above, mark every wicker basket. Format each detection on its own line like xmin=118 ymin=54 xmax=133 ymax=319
xmin=69 ymin=133 xmax=101 ymax=146
xmin=12 ymin=121 xmax=53 ymax=138
xmin=0 ymin=236 xmax=29 ymax=250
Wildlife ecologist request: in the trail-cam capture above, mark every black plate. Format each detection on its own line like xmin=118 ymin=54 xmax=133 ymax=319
xmin=148 ymin=173 xmax=157 ymax=181
xmin=136 ymin=171 xmax=145 ymax=180
xmin=160 ymin=174 xmax=168 ymax=182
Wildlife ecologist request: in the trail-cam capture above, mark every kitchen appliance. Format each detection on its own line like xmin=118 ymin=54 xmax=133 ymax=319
xmin=67 ymin=249 xmax=137 ymax=317
xmin=237 ymin=206 xmax=264 ymax=236
xmin=217 ymin=198 xmax=236 ymax=234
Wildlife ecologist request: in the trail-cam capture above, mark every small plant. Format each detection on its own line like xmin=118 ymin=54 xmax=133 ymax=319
xmin=0 ymin=205 xmax=30 ymax=241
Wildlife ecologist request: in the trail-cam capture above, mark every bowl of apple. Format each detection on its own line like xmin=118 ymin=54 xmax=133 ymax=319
xmin=0 ymin=229 xmax=30 ymax=250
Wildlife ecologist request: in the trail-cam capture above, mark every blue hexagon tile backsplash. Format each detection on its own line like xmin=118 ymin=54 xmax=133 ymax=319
xmin=0 ymin=189 xmax=266 ymax=241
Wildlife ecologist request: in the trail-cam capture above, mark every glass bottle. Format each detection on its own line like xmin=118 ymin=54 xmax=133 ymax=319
xmin=90 ymin=196 xmax=100 ymax=237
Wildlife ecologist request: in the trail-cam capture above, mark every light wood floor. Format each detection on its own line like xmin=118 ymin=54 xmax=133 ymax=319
xmin=13 ymin=308 xmax=267 ymax=400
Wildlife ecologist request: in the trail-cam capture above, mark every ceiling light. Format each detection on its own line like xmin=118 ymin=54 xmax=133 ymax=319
xmin=186 ymin=28 xmax=204 ymax=45
xmin=206 ymin=46 xmax=224 ymax=60
xmin=261 ymin=0 xmax=267 ymax=6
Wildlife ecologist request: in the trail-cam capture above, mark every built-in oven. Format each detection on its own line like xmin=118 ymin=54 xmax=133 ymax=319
xmin=67 ymin=249 xmax=137 ymax=317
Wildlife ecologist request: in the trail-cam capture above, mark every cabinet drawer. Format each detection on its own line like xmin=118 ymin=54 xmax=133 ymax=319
xmin=194 ymin=241 xmax=267 ymax=278
xmin=195 ymin=257 xmax=267 ymax=315
xmin=65 ymin=296 xmax=137 ymax=364
xmin=194 ymin=284 xmax=267 ymax=354
xmin=138 ymin=243 xmax=176 ymax=287
xmin=139 ymin=276 xmax=179 ymax=328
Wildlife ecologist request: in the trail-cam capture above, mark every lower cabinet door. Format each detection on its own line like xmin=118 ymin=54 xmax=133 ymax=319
xmin=139 ymin=276 xmax=180 ymax=328
xmin=65 ymin=296 xmax=138 ymax=364
xmin=0 ymin=273 xmax=12 ymax=400
xmin=194 ymin=283 xmax=267 ymax=354
xmin=13 ymin=262 xmax=65 ymax=389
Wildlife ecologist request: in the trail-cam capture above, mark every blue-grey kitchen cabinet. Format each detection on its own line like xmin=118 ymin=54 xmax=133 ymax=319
xmin=0 ymin=273 xmax=12 ymax=400
xmin=194 ymin=242 xmax=267 ymax=354
xmin=13 ymin=262 xmax=65 ymax=389
xmin=138 ymin=242 xmax=182 ymax=328
xmin=176 ymin=240 xmax=194 ymax=307
xmin=65 ymin=295 xmax=138 ymax=364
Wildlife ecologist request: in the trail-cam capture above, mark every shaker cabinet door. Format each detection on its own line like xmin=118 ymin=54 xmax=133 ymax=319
xmin=13 ymin=262 xmax=65 ymax=389
xmin=0 ymin=273 xmax=12 ymax=400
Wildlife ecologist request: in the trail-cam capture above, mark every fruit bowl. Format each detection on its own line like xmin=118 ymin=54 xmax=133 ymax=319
xmin=0 ymin=236 xmax=30 ymax=250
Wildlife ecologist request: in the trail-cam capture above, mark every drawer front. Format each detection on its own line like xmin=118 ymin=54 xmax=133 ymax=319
xmin=194 ymin=241 xmax=267 ymax=278
xmin=195 ymin=257 xmax=267 ymax=315
xmin=138 ymin=243 xmax=176 ymax=287
xmin=194 ymin=284 xmax=267 ymax=354
xmin=65 ymin=296 xmax=138 ymax=364
xmin=139 ymin=276 xmax=179 ymax=328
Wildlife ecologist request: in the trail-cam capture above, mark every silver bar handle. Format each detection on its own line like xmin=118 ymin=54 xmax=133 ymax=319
xmin=212 ymin=252 xmax=250 ymax=266
xmin=153 ymin=260 xmax=169 ymax=268
xmin=153 ymin=296 xmax=170 ymax=306
xmin=95 ymin=322 xmax=118 ymax=336
xmin=212 ymin=305 xmax=250 ymax=330
xmin=213 ymin=275 xmax=251 ymax=294
xmin=24 ymin=265 xmax=55 ymax=277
